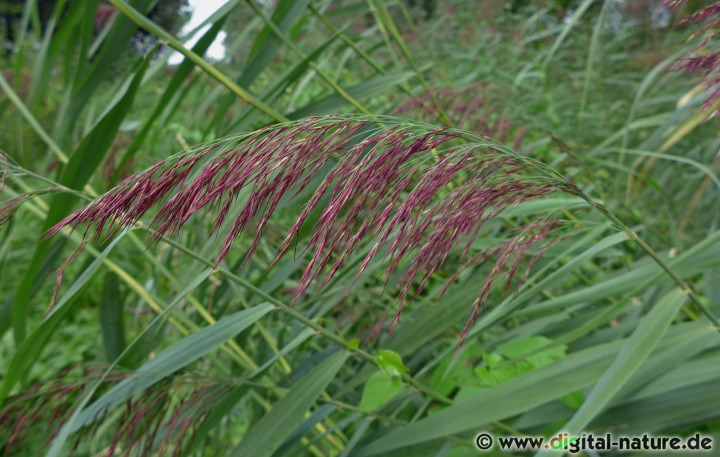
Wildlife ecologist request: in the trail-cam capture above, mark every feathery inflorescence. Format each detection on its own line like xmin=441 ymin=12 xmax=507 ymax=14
xmin=392 ymin=84 xmax=527 ymax=149
xmin=48 ymin=116 xmax=575 ymax=339
xmin=668 ymin=1 xmax=720 ymax=114
xmin=0 ymin=367 xmax=229 ymax=456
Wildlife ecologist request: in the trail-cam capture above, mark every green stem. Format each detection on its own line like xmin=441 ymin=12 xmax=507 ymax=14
xmin=589 ymin=200 xmax=720 ymax=328
xmin=366 ymin=0 xmax=452 ymax=126
xmin=0 ymin=72 xmax=67 ymax=162
xmin=243 ymin=0 xmax=372 ymax=116
xmin=488 ymin=135 xmax=720 ymax=328
xmin=108 ymin=0 xmax=289 ymax=124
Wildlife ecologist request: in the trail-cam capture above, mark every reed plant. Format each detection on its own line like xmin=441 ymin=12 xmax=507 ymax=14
xmin=1 ymin=1 xmax=720 ymax=455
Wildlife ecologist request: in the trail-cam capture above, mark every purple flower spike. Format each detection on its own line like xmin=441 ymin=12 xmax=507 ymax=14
xmin=392 ymin=84 xmax=527 ymax=148
xmin=48 ymin=115 xmax=576 ymax=343
xmin=667 ymin=1 xmax=720 ymax=115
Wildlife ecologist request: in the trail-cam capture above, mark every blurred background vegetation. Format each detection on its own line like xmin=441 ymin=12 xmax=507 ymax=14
xmin=1 ymin=0 xmax=720 ymax=455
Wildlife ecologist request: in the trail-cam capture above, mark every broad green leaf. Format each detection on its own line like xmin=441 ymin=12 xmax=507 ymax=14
xmin=550 ymin=289 xmax=688 ymax=441
xmin=231 ymin=350 xmax=348 ymax=457
xmin=359 ymin=371 xmax=405 ymax=413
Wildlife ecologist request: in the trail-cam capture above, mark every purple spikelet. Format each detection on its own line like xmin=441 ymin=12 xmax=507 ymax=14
xmin=48 ymin=116 xmax=576 ymax=340
xmin=1 ymin=187 xmax=67 ymax=230
xmin=0 ymin=195 xmax=29 ymax=227
xmin=0 ymin=365 xmax=123 ymax=454
xmin=392 ymin=84 xmax=527 ymax=147
xmin=667 ymin=1 xmax=720 ymax=114
xmin=0 ymin=367 xmax=229 ymax=455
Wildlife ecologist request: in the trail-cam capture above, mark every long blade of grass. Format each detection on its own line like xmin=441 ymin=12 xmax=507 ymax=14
xmin=581 ymin=0 xmax=609 ymax=110
xmin=535 ymin=288 xmax=688 ymax=455
xmin=54 ymin=0 xmax=149 ymax=146
xmin=207 ymin=0 xmax=311 ymax=132
xmin=10 ymin=49 xmax=153 ymax=343
xmin=108 ymin=0 xmax=289 ymax=123
xmin=542 ymin=0 xmax=595 ymax=71
xmin=230 ymin=349 xmax=349 ymax=457
xmin=242 ymin=0 xmax=379 ymax=116
xmin=222 ymin=26 xmax=349 ymax=134
xmin=99 ymin=271 xmax=126 ymax=362
xmin=68 ymin=302 xmax=273 ymax=433
xmin=112 ymin=14 xmax=230 ymax=183
xmin=287 ymin=71 xmax=414 ymax=119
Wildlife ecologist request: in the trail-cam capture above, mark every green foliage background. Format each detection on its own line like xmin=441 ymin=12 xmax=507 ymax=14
xmin=1 ymin=0 xmax=720 ymax=455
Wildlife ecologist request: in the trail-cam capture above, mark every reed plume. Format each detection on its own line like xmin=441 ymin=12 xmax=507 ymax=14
xmin=0 ymin=366 xmax=226 ymax=456
xmin=392 ymin=84 xmax=527 ymax=149
xmin=48 ymin=115 xmax=576 ymax=338
xmin=668 ymin=1 xmax=720 ymax=113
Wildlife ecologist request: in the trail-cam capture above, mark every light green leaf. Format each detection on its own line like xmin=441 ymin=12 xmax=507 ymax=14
xmin=375 ymin=349 xmax=407 ymax=377
xmin=359 ymin=371 xmax=405 ymax=413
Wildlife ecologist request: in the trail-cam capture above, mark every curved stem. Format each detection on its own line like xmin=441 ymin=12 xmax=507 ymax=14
xmin=587 ymin=199 xmax=720 ymax=328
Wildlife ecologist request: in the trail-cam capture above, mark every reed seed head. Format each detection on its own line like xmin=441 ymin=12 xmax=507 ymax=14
xmin=49 ymin=115 xmax=576 ymax=342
